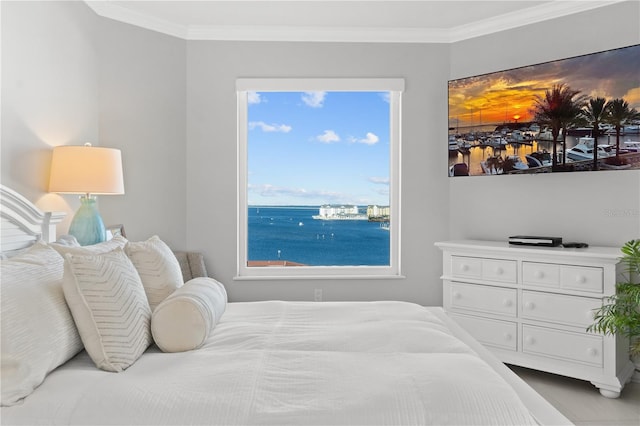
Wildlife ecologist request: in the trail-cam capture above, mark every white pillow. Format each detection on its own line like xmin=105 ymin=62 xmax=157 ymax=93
xmin=1 ymin=243 xmax=83 ymax=406
xmin=51 ymin=234 xmax=127 ymax=256
xmin=151 ymin=277 xmax=227 ymax=353
xmin=125 ymin=235 xmax=183 ymax=310
xmin=63 ymin=247 xmax=152 ymax=372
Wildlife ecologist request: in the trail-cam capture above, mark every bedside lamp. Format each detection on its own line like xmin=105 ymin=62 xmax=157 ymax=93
xmin=49 ymin=144 xmax=124 ymax=246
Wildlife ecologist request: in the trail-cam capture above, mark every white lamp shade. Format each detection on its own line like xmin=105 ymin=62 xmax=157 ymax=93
xmin=49 ymin=145 xmax=125 ymax=195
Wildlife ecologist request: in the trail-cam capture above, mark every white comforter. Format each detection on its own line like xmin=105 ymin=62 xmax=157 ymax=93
xmin=2 ymin=302 xmax=538 ymax=425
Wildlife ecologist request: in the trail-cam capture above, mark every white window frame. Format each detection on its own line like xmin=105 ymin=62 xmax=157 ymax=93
xmin=236 ymin=78 xmax=404 ymax=280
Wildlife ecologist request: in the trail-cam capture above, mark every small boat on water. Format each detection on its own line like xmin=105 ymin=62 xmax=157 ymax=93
xmin=526 ymin=151 xmax=552 ymax=168
xmin=536 ymin=128 xmax=564 ymax=141
xmin=449 ymin=135 xmax=459 ymax=155
xmin=578 ymin=137 xmax=614 ymax=154
xmin=457 ymin=140 xmax=471 ymax=154
xmin=623 ymin=140 xmax=640 ymax=152
xmin=505 ymin=155 xmax=529 ymax=171
xmin=486 ymin=136 xmax=508 ymax=148
xmin=480 ymin=156 xmax=503 ymax=175
xmin=508 ymin=130 xmax=533 ymax=144
xmin=565 ymin=143 xmax=610 ymax=161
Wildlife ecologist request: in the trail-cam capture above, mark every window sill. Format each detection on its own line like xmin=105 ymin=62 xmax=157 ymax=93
xmin=233 ymin=274 xmax=406 ymax=281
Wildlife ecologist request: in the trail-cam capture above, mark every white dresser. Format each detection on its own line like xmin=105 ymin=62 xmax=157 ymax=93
xmin=436 ymin=240 xmax=635 ymax=398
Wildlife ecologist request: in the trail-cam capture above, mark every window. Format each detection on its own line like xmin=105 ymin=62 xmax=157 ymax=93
xmin=236 ymin=78 xmax=403 ymax=279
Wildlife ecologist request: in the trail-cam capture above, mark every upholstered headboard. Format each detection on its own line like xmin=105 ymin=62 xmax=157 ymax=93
xmin=0 ymin=185 xmax=65 ymax=255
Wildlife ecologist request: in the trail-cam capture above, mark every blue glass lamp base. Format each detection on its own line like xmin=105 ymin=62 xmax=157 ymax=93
xmin=69 ymin=195 xmax=106 ymax=246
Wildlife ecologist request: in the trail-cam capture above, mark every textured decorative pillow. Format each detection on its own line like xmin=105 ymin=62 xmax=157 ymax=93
xmin=125 ymin=235 xmax=183 ymax=310
xmin=51 ymin=234 xmax=127 ymax=256
xmin=54 ymin=234 xmax=80 ymax=246
xmin=1 ymin=242 xmax=82 ymax=406
xmin=63 ymin=247 xmax=152 ymax=372
xmin=151 ymin=277 xmax=227 ymax=353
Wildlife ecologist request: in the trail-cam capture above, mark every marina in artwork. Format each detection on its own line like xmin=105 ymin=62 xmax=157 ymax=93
xmin=448 ymin=123 xmax=640 ymax=176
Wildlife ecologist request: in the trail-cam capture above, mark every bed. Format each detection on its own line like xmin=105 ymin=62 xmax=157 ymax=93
xmin=0 ymin=184 xmax=571 ymax=425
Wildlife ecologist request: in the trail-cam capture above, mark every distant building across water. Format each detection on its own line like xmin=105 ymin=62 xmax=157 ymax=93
xmin=312 ymin=204 xmax=389 ymax=222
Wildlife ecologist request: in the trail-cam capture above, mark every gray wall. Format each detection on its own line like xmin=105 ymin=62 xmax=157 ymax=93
xmin=1 ymin=1 xmax=99 ymax=234
xmin=1 ymin=1 xmax=188 ymax=250
xmin=96 ymin=18 xmax=187 ymax=249
xmin=186 ymin=41 xmax=451 ymax=303
xmin=449 ymin=1 xmax=640 ymax=248
xmin=2 ymin=1 xmax=638 ymax=305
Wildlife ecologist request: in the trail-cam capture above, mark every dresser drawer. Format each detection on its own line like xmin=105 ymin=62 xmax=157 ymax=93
xmin=451 ymin=256 xmax=516 ymax=283
xmin=449 ymin=282 xmax=517 ymax=317
xmin=482 ymin=258 xmax=517 ymax=283
xmin=451 ymin=256 xmax=482 ymax=279
xmin=523 ymin=262 xmax=603 ymax=293
xmin=522 ymin=325 xmax=603 ymax=366
xmin=561 ymin=266 xmax=603 ymax=293
xmin=450 ymin=314 xmax=517 ymax=350
xmin=522 ymin=291 xmax=601 ymax=328
xmin=523 ymin=262 xmax=559 ymax=287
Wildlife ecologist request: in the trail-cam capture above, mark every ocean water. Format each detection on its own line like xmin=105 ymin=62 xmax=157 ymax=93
xmin=248 ymin=206 xmax=390 ymax=266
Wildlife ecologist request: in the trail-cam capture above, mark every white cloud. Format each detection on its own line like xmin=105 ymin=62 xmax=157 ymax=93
xmin=368 ymin=176 xmax=389 ymax=185
xmin=249 ymin=121 xmax=292 ymax=133
xmin=248 ymin=91 xmax=263 ymax=105
xmin=361 ymin=132 xmax=379 ymax=145
xmin=302 ymin=91 xmax=326 ymax=108
xmin=351 ymin=132 xmax=379 ymax=145
xmin=316 ymin=130 xmax=340 ymax=143
xmin=249 ymin=184 xmax=344 ymax=201
xmin=380 ymin=93 xmax=390 ymax=103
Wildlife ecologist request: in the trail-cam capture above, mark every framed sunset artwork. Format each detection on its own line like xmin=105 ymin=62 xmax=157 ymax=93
xmin=447 ymin=44 xmax=640 ymax=176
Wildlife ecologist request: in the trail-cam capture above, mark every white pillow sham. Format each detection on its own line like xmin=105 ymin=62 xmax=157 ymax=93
xmin=63 ymin=247 xmax=152 ymax=372
xmin=125 ymin=236 xmax=183 ymax=311
xmin=151 ymin=277 xmax=227 ymax=353
xmin=51 ymin=234 xmax=127 ymax=256
xmin=0 ymin=242 xmax=82 ymax=406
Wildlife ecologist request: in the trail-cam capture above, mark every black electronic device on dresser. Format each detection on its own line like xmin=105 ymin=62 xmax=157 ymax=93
xmin=508 ymin=235 xmax=562 ymax=247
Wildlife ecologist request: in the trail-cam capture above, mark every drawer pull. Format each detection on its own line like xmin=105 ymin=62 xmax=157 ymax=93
xmin=460 ymin=264 xmax=469 ymax=272
xmin=576 ymin=275 xmax=587 ymax=284
xmin=534 ymin=270 xmax=544 ymax=279
xmin=503 ymin=333 xmax=513 ymax=341
xmin=453 ymin=291 xmax=462 ymax=300
xmin=525 ymin=336 xmax=535 ymax=345
xmin=503 ymin=299 xmax=513 ymax=307
xmin=524 ymin=301 xmax=535 ymax=310
xmin=587 ymin=348 xmax=598 ymax=357
xmin=495 ymin=267 xmax=504 ymax=275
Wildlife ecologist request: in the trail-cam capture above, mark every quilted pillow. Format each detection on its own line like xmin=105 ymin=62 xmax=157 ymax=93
xmin=151 ymin=277 xmax=227 ymax=353
xmin=63 ymin=247 xmax=152 ymax=372
xmin=125 ymin=235 xmax=183 ymax=310
xmin=1 ymin=242 xmax=82 ymax=406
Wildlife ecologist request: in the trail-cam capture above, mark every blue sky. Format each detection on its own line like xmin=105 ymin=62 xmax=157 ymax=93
xmin=247 ymin=91 xmax=390 ymax=206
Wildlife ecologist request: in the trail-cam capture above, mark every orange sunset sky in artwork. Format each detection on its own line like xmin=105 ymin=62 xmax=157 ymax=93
xmin=448 ymin=45 xmax=640 ymax=130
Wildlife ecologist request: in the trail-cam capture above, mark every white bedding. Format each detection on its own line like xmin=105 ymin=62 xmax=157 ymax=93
xmin=2 ymin=301 xmax=541 ymax=425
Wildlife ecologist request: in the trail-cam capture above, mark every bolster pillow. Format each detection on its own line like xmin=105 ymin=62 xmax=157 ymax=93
xmin=151 ymin=277 xmax=227 ymax=352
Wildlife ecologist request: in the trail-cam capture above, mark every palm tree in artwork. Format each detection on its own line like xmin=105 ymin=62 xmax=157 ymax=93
xmin=559 ymin=98 xmax=588 ymax=165
xmin=532 ymin=84 xmax=586 ymax=169
xmin=604 ymin=98 xmax=640 ymax=165
xmin=582 ymin=97 xmax=607 ymax=171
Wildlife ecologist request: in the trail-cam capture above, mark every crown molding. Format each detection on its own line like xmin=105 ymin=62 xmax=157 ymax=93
xmin=186 ymin=25 xmax=452 ymax=43
xmin=448 ymin=0 xmax=626 ymax=42
xmin=85 ymin=1 xmax=626 ymax=43
xmin=85 ymin=1 xmax=188 ymax=39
